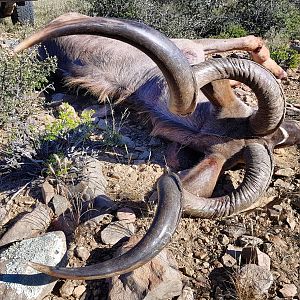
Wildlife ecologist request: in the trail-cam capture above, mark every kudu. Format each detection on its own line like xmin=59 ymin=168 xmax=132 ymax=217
xmin=14 ymin=13 xmax=300 ymax=280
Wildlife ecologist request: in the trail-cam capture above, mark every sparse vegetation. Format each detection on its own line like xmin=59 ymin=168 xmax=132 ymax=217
xmin=0 ymin=47 xmax=56 ymax=126
xmin=270 ymin=46 xmax=300 ymax=69
xmin=43 ymin=103 xmax=95 ymax=142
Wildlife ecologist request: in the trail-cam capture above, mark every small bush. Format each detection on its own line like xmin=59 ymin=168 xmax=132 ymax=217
xmin=270 ymin=46 xmax=300 ymax=68
xmin=0 ymin=48 xmax=57 ymax=126
xmin=214 ymin=24 xmax=249 ymax=39
xmin=43 ymin=103 xmax=95 ymax=142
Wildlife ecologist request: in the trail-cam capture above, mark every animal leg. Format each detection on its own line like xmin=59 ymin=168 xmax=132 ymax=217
xmin=192 ymin=36 xmax=287 ymax=79
xmin=179 ymin=152 xmax=226 ymax=198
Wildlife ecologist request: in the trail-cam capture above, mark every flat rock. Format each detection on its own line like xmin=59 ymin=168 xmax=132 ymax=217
xmin=0 ymin=204 xmax=53 ymax=247
xmin=116 ymin=208 xmax=136 ymax=223
xmin=238 ymin=235 xmax=264 ymax=247
xmin=279 ymin=283 xmax=298 ymax=298
xmin=222 ymin=225 xmax=246 ymax=239
xmin=108 ymin=236 xmax=182 ymax=300
xmin=241 ymin=247 xmax=271 ymax=270
xmin=0 ymin=231 xmax=66 ymax=300
xmin=236 ymin=264 xmax=273 ymax=297
xmin=80 ymin=158 xmax=108 ymax=201
xmin=101 ymin=221 xmax=135 ymax=245
xmin=51 ymin=195 xmax=71 ymax=216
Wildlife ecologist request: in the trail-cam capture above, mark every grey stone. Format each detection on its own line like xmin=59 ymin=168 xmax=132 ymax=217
xmin=97 ymin=118 xmax=108 ymax=130
xmin=116 ymin=208 xmax=136 ymax=223
xmin=51 ymin=195 xmax=71 ymax=216
xmin=101 ymin=221 xmax=135 ymax=245
xmin=51 ymin=93 xmax=65 ymax=102
xmin=93 ymin=195 xmax=115 ymax=210
xmin=220 ymin=254 xmax=237 ymax=267
xmin=238 ymin=235 xmax=264 ymax=247
xmin=149 ymin=137 xmax=161 ymax=147
xmin=222 ymin=225 xmax=246 ymax=239
xmin=279 ymin=284 xmax=298 ymax=298
xmin=120 ymin=135 xmax=135 ymax=148
xmin=0 ymin=231 xmax=66 ymax=300
xmin=60 ymin=281 xmax=75 ymax=298
xmin=0 ymin=204 xmax=53 ymax=247
xmin=139 ymin=150 xmax=151 ymax=160
xmin=236 ymin=264 xmax=273 ymax=297
xmin=73 ymin=285 xmax=86 ymax=298
xmin=41 ymin=180 xmax=55 ymax=204
xmin=75 ymin=246 xmax=90 ymax=261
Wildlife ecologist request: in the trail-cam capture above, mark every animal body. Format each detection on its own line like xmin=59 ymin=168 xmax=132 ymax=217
xmin=14 ymin=13 xmax=300 ymax=280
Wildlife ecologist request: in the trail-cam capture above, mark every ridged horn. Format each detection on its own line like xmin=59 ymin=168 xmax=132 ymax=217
xmin=183 ymin=143 xmax=273 ymax=218
xmin=14 ymin=15 xmax=197 ymax=116
xmin=193 ymin=58 xmax=286 ymax=136
xmin=28 ymin=172 xmax=183 ymax=279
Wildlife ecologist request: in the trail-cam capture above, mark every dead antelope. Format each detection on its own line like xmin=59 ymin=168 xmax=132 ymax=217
xmin=14 ymin=13 xmax=300 ymax=280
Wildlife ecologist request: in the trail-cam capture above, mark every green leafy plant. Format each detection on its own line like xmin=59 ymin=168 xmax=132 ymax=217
xmin=45 ymin=153 xmax=73 ymax=178
xmin=215 ymin=24 xmax=249 ymax=39
xmin=0 ymin=47 xmax=57 ymax=126
xmin=270 ymin=46 xmax=300 ymax=68
xmin=43 ymin=103 xmax=95 ymax=142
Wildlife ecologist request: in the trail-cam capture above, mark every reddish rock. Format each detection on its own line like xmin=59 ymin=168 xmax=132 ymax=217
xmin=108 ymin=236 xmax=182 ymax=300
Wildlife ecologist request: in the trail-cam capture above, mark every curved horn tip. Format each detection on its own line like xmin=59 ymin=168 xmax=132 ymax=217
xmin=28 ymin=261 xmax=54 ymax=275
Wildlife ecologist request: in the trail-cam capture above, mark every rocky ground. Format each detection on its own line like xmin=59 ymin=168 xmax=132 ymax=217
xmin=0 ymin=49 xmax=300 ymax=299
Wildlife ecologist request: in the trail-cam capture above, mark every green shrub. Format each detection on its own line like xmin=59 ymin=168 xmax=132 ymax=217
xmin=88 ymin=0 xmax=300 ymax=41
xmin=214 ymin=24 xmax=249 ymax=39
xmin=0 ymin=48 xmax=57 ymax=126
xmin=43 ymin=103 xmax=95 ymax=142
xmin=270 ymin=46 xmax=300 ymax=68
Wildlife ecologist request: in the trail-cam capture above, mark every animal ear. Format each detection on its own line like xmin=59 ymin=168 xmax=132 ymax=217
xmin=193 ymin=58 xmax=285 ymax=136
xmin=14 ymin=15 xmax=198 ymax=116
